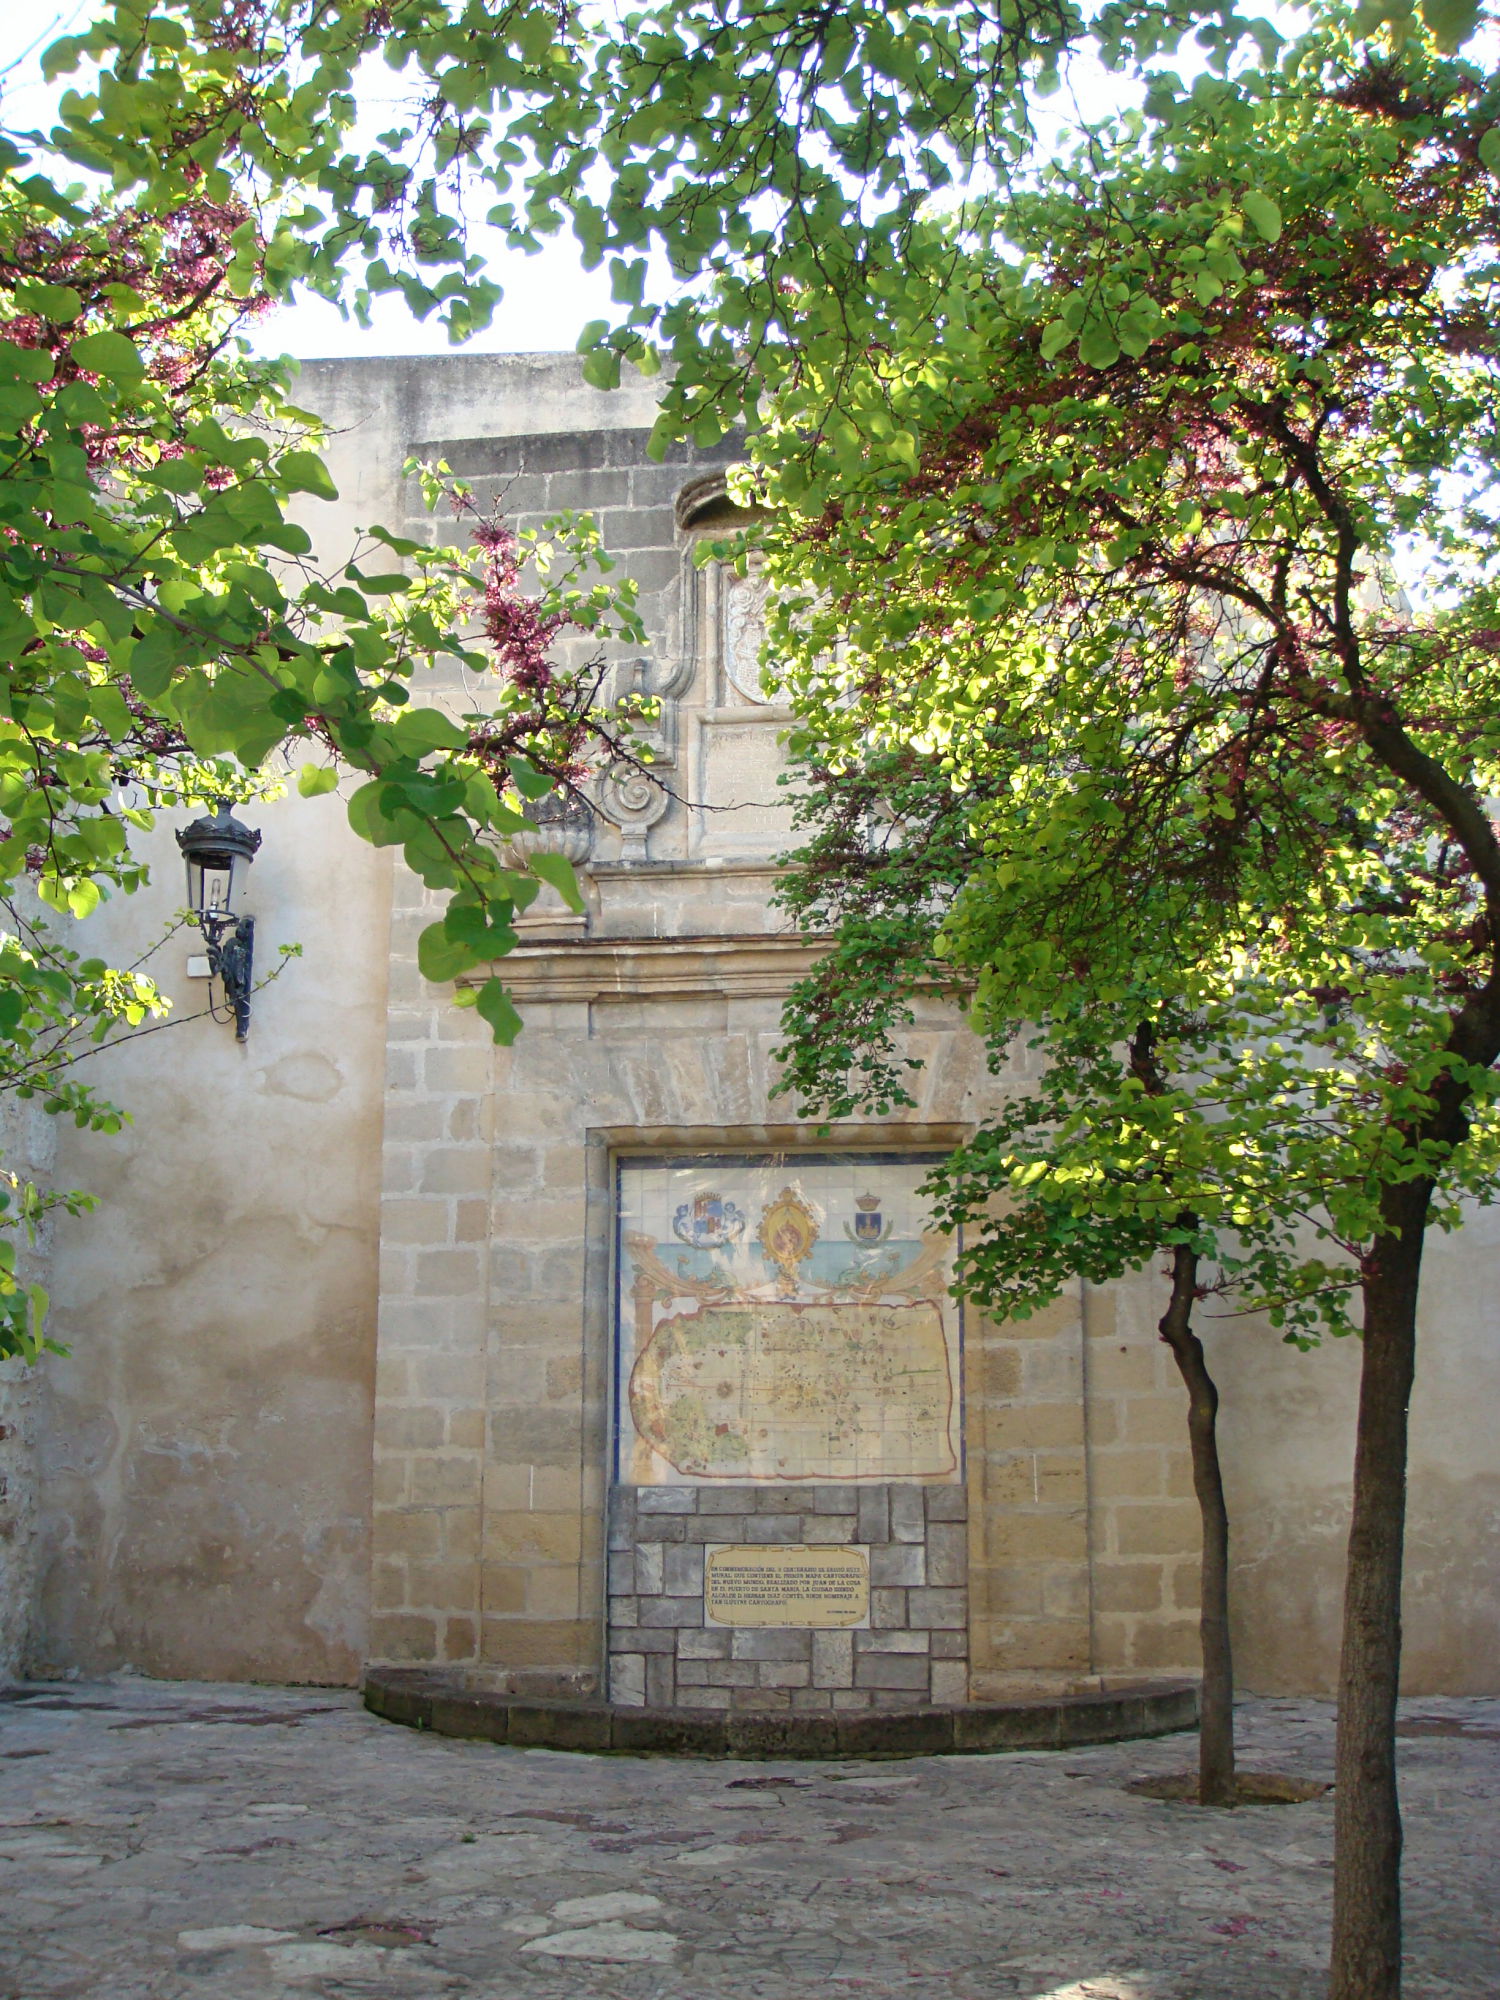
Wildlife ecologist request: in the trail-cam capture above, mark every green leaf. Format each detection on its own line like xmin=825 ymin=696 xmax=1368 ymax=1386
xmin=1039 ymin=319 xmax=1074 ymax=363
xmin=507 ymin=757 xmax=553 ymax=800
xmin=0 ymin=345 xmax=56 ymax=384
xmin=15 ymin=282 xmax=82 ymax=323
xmin=527 ymin=849 xmax=584 ymax=912
xmin=394 ymin=706 xmax=471 ymax=754
xmin=474 ymin=976 xmax=523 ymax=1044
xmin=1077 ymin=324 xmax=1122 ymax=371
xmin=1480 ymin=127 xmax=1500 ymax=176
xmin=278 ymin=450 xmax=339 ymax=500
xmin=581 ymin=347 xmax=621 ymax=390
xmin=70 ymin=330 xmax=145 ymax=380
xmin=1241 ymin=191 xmax=1283 ymax=244
xmin=417 ymin=920 xmax=477 ymax=984
xmin=297 ymin=763 xmax=340 ymax=797
xmin=1418 ymin=0 xmax=1481 ymax=46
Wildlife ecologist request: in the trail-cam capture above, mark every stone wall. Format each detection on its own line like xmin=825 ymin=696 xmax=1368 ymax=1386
xmin=13 ymin=353 xmax=1500 ymax=1698
xmin=607 ymin=1484 xmax=969 ymax=1710
xmin=0 ymin=1361 xmax=37 ymax=1680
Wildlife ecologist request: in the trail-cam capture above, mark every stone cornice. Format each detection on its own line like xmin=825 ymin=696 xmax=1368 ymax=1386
xmin=469 ymin=931 xmax=825 ymax=1003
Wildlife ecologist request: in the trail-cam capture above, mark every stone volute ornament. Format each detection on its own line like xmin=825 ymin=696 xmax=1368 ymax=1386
xmin=595 ymin=758 xmax=669 ymax=863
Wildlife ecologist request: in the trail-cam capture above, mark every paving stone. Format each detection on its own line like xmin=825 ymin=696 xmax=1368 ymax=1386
xmin=812 ymin=1485 xmax=859 ymax=1513
xmin=743 ymin=1514 xmax=804 ymax=1544
xmin=520 ymin=1921 xmax=678 ymax=1962
xmin=661 ymin=1543 xmax=705 ymax=1595
xmin=870 ymin=1543 xmax=926 ymax=1588
xmin=870 ymin=1587 xmax=908 ymax=1629
xmin=636 ymin=1487 xmax=698 ymax=1514
xmin=856 ymin=1486 xmax=890 ymax=1543
xmin=803 ymin=1514 xmax=856 ymax=1544
xmin=634 ymin=1543 xmax=665 ymax=1594
xmin=855 ymin=1654 xmax=931 ymax=1691
xmin=906 ymin=1586 xmax=967 ymax=1630
xmin=729 ymin=1629 xmax=812 ymax=1661
xmin=924 ymin=1483 xmax=969 ymax=1521
xmin=889 ymin=1485 xmax=927 ymax=1543
xmin=677 ymin=1629 xmax=731 ymax=1660
xmin=638 ymin=1595 xmax=703 ymax=1629
xmin=4 ymin=1679 xmax=1496 ymax=2000
xmin=855 ymin=1629 xmax=930 ymax=1655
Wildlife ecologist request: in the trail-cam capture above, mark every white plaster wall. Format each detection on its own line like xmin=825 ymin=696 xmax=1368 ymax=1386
xmin=30 ymin=789 xmax=392 ymax=1682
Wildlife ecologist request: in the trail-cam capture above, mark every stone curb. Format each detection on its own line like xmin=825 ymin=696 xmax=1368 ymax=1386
xmin=362 ymin=1667 xmax=1199 ymax=1758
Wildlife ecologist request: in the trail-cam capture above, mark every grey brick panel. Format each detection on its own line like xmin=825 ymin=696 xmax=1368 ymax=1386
xmin=607 ymin=1482 xmax=968 ymax=1709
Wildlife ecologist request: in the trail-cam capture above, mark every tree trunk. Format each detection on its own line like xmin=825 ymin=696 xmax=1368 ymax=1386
xmin=1156 ymin=1241 xmax=1236 ymax=1808
xmin=1327 ymin=1194 xmax=1426 ymax=2000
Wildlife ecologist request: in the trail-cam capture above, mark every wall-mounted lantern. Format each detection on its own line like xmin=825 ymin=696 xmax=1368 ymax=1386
xmin=175 ymin=801 xmax=262 ymax=1042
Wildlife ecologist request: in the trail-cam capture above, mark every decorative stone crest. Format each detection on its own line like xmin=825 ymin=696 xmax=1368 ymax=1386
xmin=723 ymin=563 xmax=777 ymax=704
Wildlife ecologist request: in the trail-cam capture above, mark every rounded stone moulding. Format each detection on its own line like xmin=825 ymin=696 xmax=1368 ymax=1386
xmin=363 ymin=1667 xmax=1199 ymax=1759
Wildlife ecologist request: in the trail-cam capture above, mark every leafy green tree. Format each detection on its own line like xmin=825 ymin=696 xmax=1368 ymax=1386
xmin=776 ymin=750 xmax=1475 ymax=1814
xmin=0 ymin=898 xmax=168 ymax=1362
xmin=719 ymin=25 xmax=1500 ymax=1999
xmin=0 ymin=0 xmax=662 ymax=1345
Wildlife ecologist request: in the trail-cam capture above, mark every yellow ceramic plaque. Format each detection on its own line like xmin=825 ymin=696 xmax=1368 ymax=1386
xmin=703 ymin=1543 xmax=870 ymax=1628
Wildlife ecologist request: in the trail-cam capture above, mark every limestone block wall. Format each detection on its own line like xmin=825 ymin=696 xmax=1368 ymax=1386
xmin=349 ymin=356 xmax=1500 ymax=1703
xmin=607 ymin=1483 xmax=969 ymax=1710
xmin=965 ymin=1292 xmax=1093 ymax=1694
xmin=1081 ymin=1280 xmax=1203 ymax=1679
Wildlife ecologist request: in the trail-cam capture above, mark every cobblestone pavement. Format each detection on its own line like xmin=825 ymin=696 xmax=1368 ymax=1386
xmin=1 ymin=1680 xmax=1494 ymax=2000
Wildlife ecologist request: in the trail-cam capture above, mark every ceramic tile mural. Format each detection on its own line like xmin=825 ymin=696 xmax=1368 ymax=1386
xmin=615 ymin=1156 xmax=962 ymax=1485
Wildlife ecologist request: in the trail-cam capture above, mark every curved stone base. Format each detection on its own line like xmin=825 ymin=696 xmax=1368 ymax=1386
xmin=363 ymin=1667 xmax=1199 ymax=1759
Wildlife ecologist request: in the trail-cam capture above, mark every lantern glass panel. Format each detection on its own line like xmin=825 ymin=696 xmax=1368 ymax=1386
xmin=185 ymin=850 xmax=239 ymax=916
